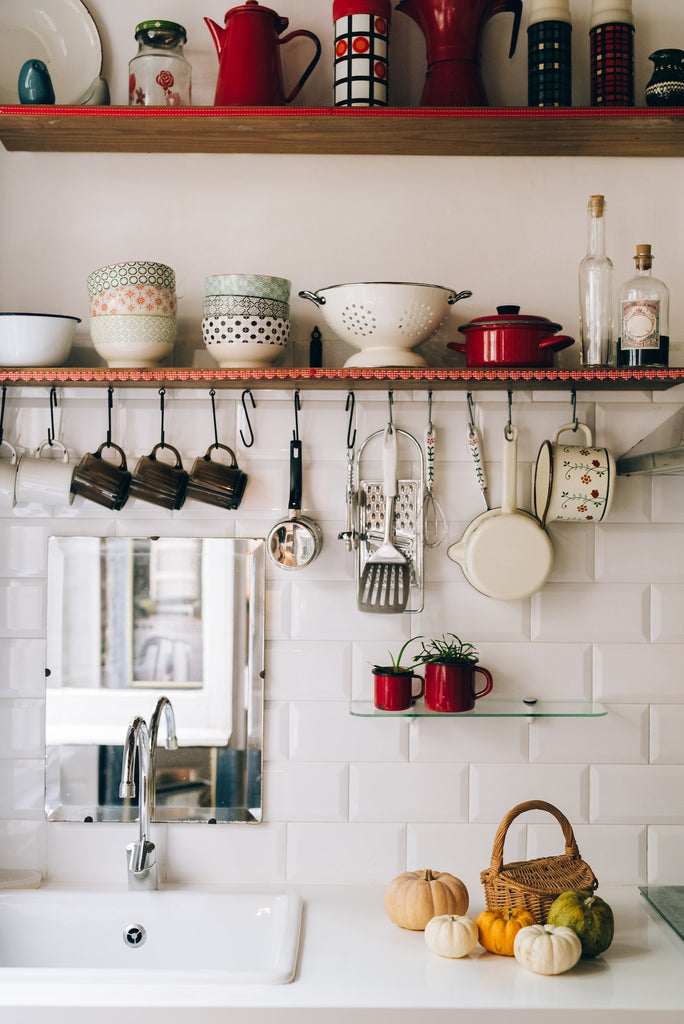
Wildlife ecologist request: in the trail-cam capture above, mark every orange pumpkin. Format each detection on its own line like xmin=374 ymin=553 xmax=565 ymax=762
xmin=477 ymin=907 xmax=536 ymax=956
xmin=385 ymin=869 xmax=469 ymax=931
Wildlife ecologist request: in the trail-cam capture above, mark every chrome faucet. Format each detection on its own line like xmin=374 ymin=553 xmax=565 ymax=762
xmin=119 ymin=698 xmax=178 ymax=891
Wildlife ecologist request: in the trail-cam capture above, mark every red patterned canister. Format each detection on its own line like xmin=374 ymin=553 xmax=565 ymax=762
xmin=333 ymin=0 xmax=391 ymax=107
xmin=589 ymin=0 xmax=634 ymax=106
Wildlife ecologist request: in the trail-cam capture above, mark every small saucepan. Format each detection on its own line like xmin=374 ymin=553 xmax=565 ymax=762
xmin=267 ymin=439 xmax=323 ymax=570
xmin=447 ymin=425 xmax=553 ymax=601
xmin=447 ymin=305 xmax=574 ymax=367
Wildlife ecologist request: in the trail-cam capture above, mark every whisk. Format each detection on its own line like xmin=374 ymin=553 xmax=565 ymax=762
xmin=423 ymin=391 xmax=448 ymax=547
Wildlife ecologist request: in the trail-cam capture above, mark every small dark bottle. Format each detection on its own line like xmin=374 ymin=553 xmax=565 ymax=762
xmin=527 ymin=0 xmax=572 ymax=108
xmin=617 ymin=244 xmax=669 ymax=369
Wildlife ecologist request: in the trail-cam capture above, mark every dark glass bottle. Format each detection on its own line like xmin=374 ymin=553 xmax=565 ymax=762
xmin=617 ymin=244 xmax=669 ymax=369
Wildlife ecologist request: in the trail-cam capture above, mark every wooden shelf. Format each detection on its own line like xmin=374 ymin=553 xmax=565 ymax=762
xmin=1 ymin=366 xmax=683 ymax=391
xmin=1 ymin=106 xmax=684 ymax=156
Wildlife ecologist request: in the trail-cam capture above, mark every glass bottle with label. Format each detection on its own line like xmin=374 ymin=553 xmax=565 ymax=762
xmin=579 ymin=194 xmax=614 ymax=366
xmin=617 ymin=244 xmax=669 ymax=368
xmin=129 ymin=21 xmax=191 ymax=107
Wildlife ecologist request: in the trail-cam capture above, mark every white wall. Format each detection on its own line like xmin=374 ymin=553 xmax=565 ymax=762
xmin=0 ymin=1 xmax=683 ymax=899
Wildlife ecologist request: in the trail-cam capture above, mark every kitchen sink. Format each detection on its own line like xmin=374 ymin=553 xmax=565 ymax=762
xmin=0 ymin=888 xmax=303 ymax=984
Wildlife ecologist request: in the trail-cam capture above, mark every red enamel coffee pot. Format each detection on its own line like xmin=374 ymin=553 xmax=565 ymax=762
xmin=205 ymin=1 xmax=322 ymax=106
xmin=396 ymin=0 xmax=522 ymax=106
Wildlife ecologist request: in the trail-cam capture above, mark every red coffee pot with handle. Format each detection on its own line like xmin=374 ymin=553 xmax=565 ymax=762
xmin=205 ymin=1 xmax=322 ymax=105
xmin=396 ymin=0 xmax=522 ymax=106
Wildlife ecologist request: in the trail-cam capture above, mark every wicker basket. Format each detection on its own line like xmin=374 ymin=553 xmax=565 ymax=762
xmin=480 ymin=799 xmax=598 ymax=923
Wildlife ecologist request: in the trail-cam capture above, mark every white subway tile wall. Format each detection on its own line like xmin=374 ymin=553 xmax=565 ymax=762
xmin=0 ymin=388 xmax=683 ymax=896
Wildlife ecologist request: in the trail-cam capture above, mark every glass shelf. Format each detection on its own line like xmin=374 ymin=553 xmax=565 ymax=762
xmin=350 ymin=698 xmax=607 ymax=718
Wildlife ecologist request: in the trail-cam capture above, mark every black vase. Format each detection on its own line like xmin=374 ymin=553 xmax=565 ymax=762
xmin=645 ymin=49 xmax=684 ymax=107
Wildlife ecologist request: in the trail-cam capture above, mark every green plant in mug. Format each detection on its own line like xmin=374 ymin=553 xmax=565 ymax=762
xmin=412 ymin=633 xmax=479 ymax=666
xmin=372 ymin=636 xmax=423 ymax=675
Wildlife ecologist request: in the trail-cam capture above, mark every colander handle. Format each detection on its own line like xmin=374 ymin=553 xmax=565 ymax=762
xmin=299 ymin=290 xmax=325 ymax=306
xmin=448 ymin=290 xmax=473 ymax=305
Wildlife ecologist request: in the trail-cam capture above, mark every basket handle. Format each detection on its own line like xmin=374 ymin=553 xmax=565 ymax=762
xmin=489 ymin=799 xmax=580 ymax=875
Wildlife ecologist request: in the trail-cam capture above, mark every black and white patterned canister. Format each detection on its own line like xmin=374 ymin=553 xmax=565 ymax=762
xmin=527 ymin=0 xmax=572 ymax=107
xmin=333 ymin=0 xmax=391 ymax=107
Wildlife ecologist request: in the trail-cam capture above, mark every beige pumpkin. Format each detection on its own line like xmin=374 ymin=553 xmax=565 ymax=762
xmin=385 ymin=869 xmax=469 ymax=931
xmin=513 ymin=924 xmax=582 ymax=975
xmin=425 ymin=915 xmax=479 ymax=958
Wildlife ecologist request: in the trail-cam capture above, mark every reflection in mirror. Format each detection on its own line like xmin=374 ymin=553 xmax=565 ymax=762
xmin=45 ymin=537 xmax=265 ymax=824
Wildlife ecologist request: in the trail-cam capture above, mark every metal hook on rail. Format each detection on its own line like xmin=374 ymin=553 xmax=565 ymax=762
xmin=158 ymin=387 xmax=166 ymax=449
xmin=239 ymin=389 xmax=256 ymax=448
xmin=105 ymin=386 xmax=114 ymax=447
xmin=293 ymin=390 xmax=300 ymax=442
xmin=570 ymin=388 xmax=579 ymax=431
xmin=47 ymin=386 xmax=58 ymax=446
xmin=388 ymin=390 xmax=394 ymax=434
xmin=505 ymin=390 xmax=514 ymax=439
xmin=209 ymin=389 xmax=219 ymax=449
xmin=345 ymin=390 xmax=356 ymax=450
xmin=0 ymin=386 xmax=6 ymax=447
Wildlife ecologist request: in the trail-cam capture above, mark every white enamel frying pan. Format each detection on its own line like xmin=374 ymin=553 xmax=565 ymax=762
xmin=447 ymin=425 xmax=553 ymax=600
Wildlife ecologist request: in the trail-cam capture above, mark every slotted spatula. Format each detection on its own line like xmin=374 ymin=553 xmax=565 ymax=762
xmin=357 ymin=425 xmax=410 ymax=613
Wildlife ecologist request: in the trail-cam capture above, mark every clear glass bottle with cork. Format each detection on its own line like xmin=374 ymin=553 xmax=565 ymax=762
xmin=579 ymin=194 xmax=614 ymax=366
xmin=617 ymin=244 xmax=669 ymax=368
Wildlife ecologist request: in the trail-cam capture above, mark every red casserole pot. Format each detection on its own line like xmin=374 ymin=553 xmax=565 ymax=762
xmin=447 ymin=305 xmax=574 ymax=367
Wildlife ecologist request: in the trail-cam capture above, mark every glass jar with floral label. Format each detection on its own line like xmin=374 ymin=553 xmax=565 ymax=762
xmin=129 ymin=21 xmax=191 ymax=107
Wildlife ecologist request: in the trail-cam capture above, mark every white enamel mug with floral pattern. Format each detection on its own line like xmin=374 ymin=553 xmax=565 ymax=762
xmin=534 ymin=421 xmax=615 ymax=526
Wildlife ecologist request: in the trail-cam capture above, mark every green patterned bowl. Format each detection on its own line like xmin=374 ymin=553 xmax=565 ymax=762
xmin=87 ymin=262 xmax=176 ymax=298
xmin=204 ymin=275 xmax=291 ymax=303
xmin=90 ymin=314 xmax=177 ymax=368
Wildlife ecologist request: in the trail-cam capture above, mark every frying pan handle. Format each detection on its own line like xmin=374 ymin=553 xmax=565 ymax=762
xmin=288 ymin=439 xmax=303 ymax=512
xmin=502 ymin=424 xmax=518 ymax=516
xmin=382 ymin=426 xmax=398 ymax=500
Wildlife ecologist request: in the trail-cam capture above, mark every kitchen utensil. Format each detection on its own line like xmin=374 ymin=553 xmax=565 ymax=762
xmin=356 ymin=427 xmax=424 ymax=612
xmin=339 ymin=393 xmax=358 ymax=552
xmin=0 ymin=313 xmax=79 ymax=367
xmin=299 ymin=282 xmax=471 ymax=367
xmin=205 ymin=1 xmax=322 ymax=106
xmin=129 ymin=20 xmax=191 ymax=107
xmin=267 ymin=438 xmax=323 ymax=570
xmin=447 ymin=425 xmax=553 ymax=601
xmin=534 ymin=420 xmax=615 ymax=526
xmin=0 ymin=0 xmax=103 ymax=104
xmin=466 ymin=393 xmax=489 ymax=509
xmin=448 ymin=305 xmax=574 ymax=367
xmin=480 ymin=800 xmax=598 ymax=923
xmin=203 ymin=295 xmax=289 ymax=319
xmin=333 ymin=0 xmax=391 ymax=108
xmin=87 ymin=262 xmax=176 ymax=296
xmin=358 ymin=426 xmax=410 ymax=613
xmin=422 ymin=394 xmax=447 ymax=547
xmin=396 ymin=0 xmax=522 ymax=106
xmin=423 ymin=662 xmax=493 ymax=712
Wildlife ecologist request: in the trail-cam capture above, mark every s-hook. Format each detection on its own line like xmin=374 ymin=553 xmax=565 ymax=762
xmin=505 ymin=390 xmax=514 ymax=439
xmin=293 ymin=390 xmax=300 ymax=442
xmin=239 ymin=389 xmax=256 ymax=448
xmin=158 ymin=387 xmax=166 ymax=448
xmin=105 ymin=386 xmax=114 ymax=447
xmin=0 ymin=386 xmax=6 ymax=447
xmin=209 ymin=389 xmax=219 ymax=449
xmin=47 ymin=386 xmax=58 ymax=446
xmin=345 ymin=390 xmax=356 ymax=451
xmin=570 ymin=389 xmax=579 ymax=431
xmin=387 ymin=390 xmax=394 ymax=434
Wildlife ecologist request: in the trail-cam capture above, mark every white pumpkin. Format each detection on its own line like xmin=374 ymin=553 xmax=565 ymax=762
xmin=425 ymin=914 xmax=479 ymax=959
xmin=513 ymin=924 xmax=582 ymax=976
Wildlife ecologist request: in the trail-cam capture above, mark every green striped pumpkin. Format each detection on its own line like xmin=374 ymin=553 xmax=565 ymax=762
xmin=546 ymin=890 xmax=614 ymax=958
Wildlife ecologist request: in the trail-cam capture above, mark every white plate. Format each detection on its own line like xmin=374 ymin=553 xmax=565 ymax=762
xmin=0 ymin=0 xmax=102 ymax=104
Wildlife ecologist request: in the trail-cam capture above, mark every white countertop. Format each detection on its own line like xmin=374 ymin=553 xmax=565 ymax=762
xmin=1 ymin=885 xmax=683 ymax=1023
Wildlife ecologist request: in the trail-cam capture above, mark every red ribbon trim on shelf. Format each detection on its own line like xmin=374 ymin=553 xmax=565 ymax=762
xmin=1 ymin=105 xmax=683 ymax=119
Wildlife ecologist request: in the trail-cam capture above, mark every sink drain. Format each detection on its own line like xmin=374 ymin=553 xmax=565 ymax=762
xmin=123 ymin=924 xmax=147 ymax=948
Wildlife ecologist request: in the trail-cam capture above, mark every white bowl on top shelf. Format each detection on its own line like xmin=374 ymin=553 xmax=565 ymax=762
xmin=0 ymin=312 xmax=80 ymax=366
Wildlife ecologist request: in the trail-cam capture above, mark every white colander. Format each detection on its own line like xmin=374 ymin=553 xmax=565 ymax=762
xmin=299 ymin=282 xmax=472 ymax=367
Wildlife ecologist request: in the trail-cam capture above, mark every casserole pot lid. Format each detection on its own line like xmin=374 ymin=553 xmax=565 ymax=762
xmin=459 ymin=305 xmax=562 ymax=334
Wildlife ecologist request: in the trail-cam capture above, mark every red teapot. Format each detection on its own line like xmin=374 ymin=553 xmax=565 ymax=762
xmin=396 ymin=0 xmax=522 ymax=106
xmin=205 ymin=1 xmax=322 ymax=106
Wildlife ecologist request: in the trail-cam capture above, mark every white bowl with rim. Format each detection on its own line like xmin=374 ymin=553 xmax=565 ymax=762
xmin=0 ymin=312 xmax=80 ymax=366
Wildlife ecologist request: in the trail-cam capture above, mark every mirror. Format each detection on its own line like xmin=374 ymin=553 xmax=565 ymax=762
xmin=45 ymin=537 xmax=265 ymax=824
